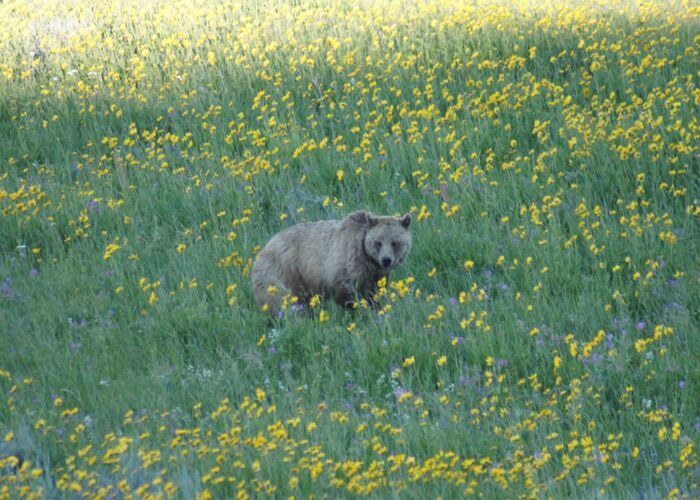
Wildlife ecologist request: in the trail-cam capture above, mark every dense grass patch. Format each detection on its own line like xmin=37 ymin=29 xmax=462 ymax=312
xmin=1 ymin=0 xmax=699 ymax=497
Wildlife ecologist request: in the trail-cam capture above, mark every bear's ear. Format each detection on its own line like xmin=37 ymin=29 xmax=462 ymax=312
xmin=348 ymin=211 xmax=377 ymax=227
xmin=400 ymin=213 xmax=412 ymax=229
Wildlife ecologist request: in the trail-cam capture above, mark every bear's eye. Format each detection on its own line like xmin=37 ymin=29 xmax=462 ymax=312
xmin=391 ymin=241 xmax=399 ymax=250
xmin=374 ymin=241 xmax=382 ymax=250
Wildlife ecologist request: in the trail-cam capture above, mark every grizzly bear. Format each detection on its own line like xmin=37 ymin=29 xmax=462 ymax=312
xmin=252 ymin=211 xmax=412 ymax=316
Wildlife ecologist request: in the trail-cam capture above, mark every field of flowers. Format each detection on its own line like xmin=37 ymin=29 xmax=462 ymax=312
xmin=1 ymin=0 xmax=699 ymax=497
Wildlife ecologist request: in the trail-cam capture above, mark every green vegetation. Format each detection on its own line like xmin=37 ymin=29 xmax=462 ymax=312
xmin=1 ymin=0 xmax=699 ymax=497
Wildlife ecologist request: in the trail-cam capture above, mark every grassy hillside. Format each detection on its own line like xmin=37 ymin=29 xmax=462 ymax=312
xmin=1 ymin=0 xmax=699 ymax=497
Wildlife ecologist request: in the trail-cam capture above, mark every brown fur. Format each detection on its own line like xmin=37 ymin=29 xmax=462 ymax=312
xmin=252 ymin=211 xmax=412 ymax=316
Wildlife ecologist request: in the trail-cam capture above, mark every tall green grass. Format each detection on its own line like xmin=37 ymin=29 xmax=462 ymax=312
xmin=1 ymin=0 xmax=699 ymax=497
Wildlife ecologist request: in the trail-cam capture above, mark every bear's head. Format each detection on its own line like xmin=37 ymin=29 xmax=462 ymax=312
xmin=350 ymin=211 xmax=412 ymax=270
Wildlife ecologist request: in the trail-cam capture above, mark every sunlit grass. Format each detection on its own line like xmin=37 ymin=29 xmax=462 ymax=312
xmin=1 ymin=0 xmax=699 ymax=497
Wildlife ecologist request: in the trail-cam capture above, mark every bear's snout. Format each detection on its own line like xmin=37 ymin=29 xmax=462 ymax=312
xmin=381 ymin=257 xmax=393 ymax=268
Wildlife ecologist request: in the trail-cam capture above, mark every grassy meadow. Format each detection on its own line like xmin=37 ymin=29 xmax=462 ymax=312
xmin=1 ymin=0 xmax=699 ymax=497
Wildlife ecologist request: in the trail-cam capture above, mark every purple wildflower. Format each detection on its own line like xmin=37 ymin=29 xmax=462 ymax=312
xmin=393 ymin=387 xmax=408 ymax=399
xmin=0 ymin=279 xmax=12 ymax=299
xmin=606 ymin=334 xmax=615 ymax=349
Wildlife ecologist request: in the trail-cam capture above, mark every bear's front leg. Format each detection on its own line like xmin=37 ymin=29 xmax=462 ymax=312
xmin=333 ymin=287 xmax=356 ymax=309
xmin=330 ymin=275 xmax=357 ymax=309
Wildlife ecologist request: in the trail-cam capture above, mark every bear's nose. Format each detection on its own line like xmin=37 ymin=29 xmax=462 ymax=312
xmin=381 ymin=257 xmax=392 ymax=268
